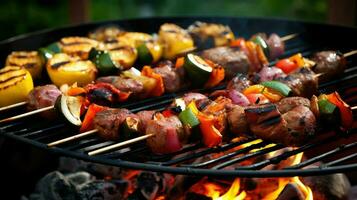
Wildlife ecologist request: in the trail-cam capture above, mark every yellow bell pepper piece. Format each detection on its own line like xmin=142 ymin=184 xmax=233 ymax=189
xmin=0 ymin=66 xmax=34 ymax=107
xmin=5 ymin=51 xmax=44 ymax=79
xmin=243 ymin=85 xmax=265 ymax=96
xmin=146 ymin=41 xmax=163 ymax=63
xmin=288 ymin=53 xmax=305 ymax=68
xmin=47 ymin=53 xmax=97 ymax=87
xmin=159 ymin=23 xmax=194 ymax=59
xmin=59 ymin=37 xmax=99 ymax=60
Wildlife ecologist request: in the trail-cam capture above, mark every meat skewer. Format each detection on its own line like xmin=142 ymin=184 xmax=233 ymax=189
xmin=46 ymin=69 xmax=354 ymax=154
xmin=0 ymin=49 xmax=355 ymax=124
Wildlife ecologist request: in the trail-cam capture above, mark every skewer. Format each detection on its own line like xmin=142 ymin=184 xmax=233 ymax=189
xmin=0 ymin=105 xmax=54 ymax=123
xmin=351 ymin=105 xmax=357 ymax=110
xmin=344 ymin=50 xmax=357 ymax=58
xmin=88 ymin=134 xmax=154 ymax=156
xmin=280 ymin=33 xmax=299 ymax=42
xmin=0 ymin=101 xmax=27 ymax=112
xmin=47 ymin=129 xmax=98 ymax=147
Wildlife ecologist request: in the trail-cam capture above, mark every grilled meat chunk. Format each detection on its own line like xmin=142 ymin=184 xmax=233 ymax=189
xmin=96 ymin=76 xmax=144 ymax=97
xmin=282 ymin=105 xmax=316 ymax=146
xmin=276 ymin=68 xmax=318 ymax=98
xmin=276 ymin=97 xmax=310 ymax=114
xmin=245 ymin=104 xmax=289 ymax=145
xmin=136 ymin=110 xmax=155 ymax=133
xmin=182 ymin=92 xmax=210 ymax=109
xmin=153 ymin=61 xmax=184 ymax=93
xmin=93 ymin=108 xmax=136 ymax=140
xmin=200 ymin=47 xmax=250 ymax=79
xmin=227 ymin=73 xmax=252 ymax=92
xmin=226 ymin=104 xmax=249 ymax=135
xmin=266 ymin=33 xmax=285 ymax=60
xmin=253 ymin=66 xmax=286 ymax=82
xmin=27 ymin=84 xmax=61 ymax=119
xmin=145 ymin=114 xmax=186 ymax=154
xmin=311 ymin=51 xmax=346 ymax=82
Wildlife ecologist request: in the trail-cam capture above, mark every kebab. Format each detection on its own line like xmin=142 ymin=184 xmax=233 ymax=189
xmin=0 ymin=21 xmax=297 ymax=108
xmin=0 ymin=48 xmax=354 ymax=125
xmin=44 ymin=69 xmax=353 ymax=155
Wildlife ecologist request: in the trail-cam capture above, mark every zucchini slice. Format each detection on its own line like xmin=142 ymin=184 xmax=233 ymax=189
xmin=183 ymin=53 xmax=212 ymax=86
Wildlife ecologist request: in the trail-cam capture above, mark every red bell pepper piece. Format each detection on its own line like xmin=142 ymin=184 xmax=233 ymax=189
xmin=141 ymin=66 xmax=165 ymax=97
xmin=80 ymin=104 xmax=106 ymax=132
xmin=327 ymin=92 xmax=353 ymax=130
xmin=197 ymin=114 xmax=222 ymax=147
xmin=276 ymin=58 xmax=299 ymax=74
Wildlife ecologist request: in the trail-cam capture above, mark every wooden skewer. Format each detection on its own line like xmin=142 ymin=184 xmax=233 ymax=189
xmin=88 ymin=134 xmax=154 ymax=156
xmin=0 ymin=101 xmax=27 ymax=112
xmin=344 ymin=50 xmax=357 ymax=58
xmin=281 ymin=33 xmax=299 ymax=42
xmin=47 ymin=129 xmax=98 ymax=147
xmin=351 ymin=105 xmax=357 ymax=110
xmin=0 ymin=105 xmax=54 ymax=123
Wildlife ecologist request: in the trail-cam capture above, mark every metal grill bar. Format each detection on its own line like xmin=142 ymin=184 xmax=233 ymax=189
xmin=0 ymin=17 xmax=356 ymax=177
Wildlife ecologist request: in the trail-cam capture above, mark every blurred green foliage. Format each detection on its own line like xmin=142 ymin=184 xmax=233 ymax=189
xmin=0 ymin=0 xmax=327 ymax=40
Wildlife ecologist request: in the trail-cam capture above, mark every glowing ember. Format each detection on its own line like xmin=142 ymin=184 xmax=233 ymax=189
xmin=204 ymin=178 xmax=246 ymax=200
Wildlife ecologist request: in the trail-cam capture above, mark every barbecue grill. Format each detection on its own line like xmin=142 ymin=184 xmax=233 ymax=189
xmin=0 ymin=17 xmax=356 ymax=178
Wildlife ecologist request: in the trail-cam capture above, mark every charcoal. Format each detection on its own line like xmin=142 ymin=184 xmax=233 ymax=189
xmin=276 ymin=183 xmax=305 ymax=200
xmin=29 ymin=171 xmax=78 ymax=200
xmin=77 ymin=180 xmax=128 ymax=200
xmin=302 ymin=173 xmax=350 ymax=200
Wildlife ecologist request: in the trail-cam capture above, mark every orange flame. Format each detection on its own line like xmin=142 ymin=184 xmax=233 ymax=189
xmin=204 ymin=178 xmax=246 ymax=200
xmin=262 ymin=152 xmax=313 ymax=200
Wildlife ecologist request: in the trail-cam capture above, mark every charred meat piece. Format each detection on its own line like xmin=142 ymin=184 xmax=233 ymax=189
xmin=226 ymin=104 xmax=249 ymax=136
xmin=153 ymin=60 xmax=184 ymax=93
xmin=182 ymin=92 xmax=210 ymax=109
xmin=282 ymin=105 xmax=316 ymax=146
xmin=227 ymin=73 xmax=252 ymax=92
xmin=145 ymin=114 xmax=186 ymax=154
xmin=27 ymin=84 xmax=61 ymax=119
xmin=311 ymin=51 xmax=346 ymax=82
xmin=276 ymin=97 xmax=310 ymax=114
xmin=202 ymin=97 xmax=231 ymax=136
xmin=266 ymin=33 xmax=285 ymax=60
xmin=136 ymin=110 xmax=155 ymax=133
xmin=200 ymin=47 xmax=251 ymax=79
xmin=245 ymin=104 xmax=289 ymax=145
xmin=96 ymin=76 xmax=144 ymax=97
xmin=93 ymin=108 xmax=137 ymax=140
xmin=276 ymin=67 xmax=318 ymax=98
xmin=253 ymin=66 xmax=286 ymax=83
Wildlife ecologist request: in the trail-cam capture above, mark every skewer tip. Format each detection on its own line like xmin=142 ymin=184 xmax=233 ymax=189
xmin=343 ymin=50 xmax=357 ymax=58
xmin=280 ymin=33 xmax=299 ymax=42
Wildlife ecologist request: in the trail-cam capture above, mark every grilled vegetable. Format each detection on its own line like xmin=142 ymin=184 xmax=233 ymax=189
xmin=188 ymin=21 xmax=235 ymax=50
xmin=276 ymin=58 xmax=298 ymax=74
xmin=245 ymin=93 xmax=270 ymax=104
xmin=197 ymin=113 xmax=222 ymax=147
xmin=183 ymin=54 xmax=213 ymax=86
xmin=118 ymin=32 xmax=162 ymax=65
xmin=204 ymin=59 xmax=225 ymax=88
xmin=80 ymin=104 xmax=106 ymax=132
xmin=318 ymin=97 xmax=339 ymax=125
xmin=0 ymin=66 xmax=34 ymax=107
xmin=120 ymin=117 xmax=140 ymax=141
xmin=141 ymin=66 xmax=165 ymax=97
xmin=5 ymin=51 xmax=44 ymax=79
xmin=122 ymin=68 xmax=156 ymax=97
xmin=38 ymin=42 xmax=62 ymax=62
xmin=251 ymin=35 xmax=269 ymax=58
xmin=159 ymin=23 xmax=195 ymax=59
xmin=326 ymin=92 xmax=353 ymax=130
xmin=59 ymin=37 xmax=98 ymax=60
xmin=46 ymin=53 xmax=98 ymax=87
xmin=88 ymin=48 xmax=121 ymax=75
xmin=54 ymin=95 xmax=83 ymax=126
xmin=88 ymin=25 xmax=124 ymax=41
xmin=261 ymin=81 xmax=292 ymax=97
xmin=179 ymin=106 xmax=200 ymax=128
